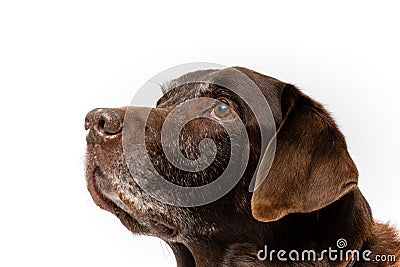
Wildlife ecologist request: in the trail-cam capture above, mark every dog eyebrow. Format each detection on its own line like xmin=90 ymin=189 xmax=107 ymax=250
xmin=209 ymin=86 xmax=238 ymax=99
xmin=157 ymin=82 xmax=215 ymax=108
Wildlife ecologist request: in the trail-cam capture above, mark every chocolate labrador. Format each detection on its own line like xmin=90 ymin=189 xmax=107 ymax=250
xmin=84 ymin=67 xmax=399 ymax=266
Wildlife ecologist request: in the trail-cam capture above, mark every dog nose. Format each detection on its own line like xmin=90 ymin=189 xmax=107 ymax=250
xmin=85 ymin=108 xmax=123 ymax=143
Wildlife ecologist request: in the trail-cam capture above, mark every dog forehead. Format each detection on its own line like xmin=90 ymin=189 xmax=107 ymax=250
xmin=158 ymin=67 xmax=255 ymax=107
xmin=157 ymin=71 xmax=218 ymax=107
xmin=163 ymin=82 xmax=211 ymax=104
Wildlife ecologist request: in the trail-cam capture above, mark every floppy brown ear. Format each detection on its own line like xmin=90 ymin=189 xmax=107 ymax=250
xmin=251 ymin=84 xmax=358 ymax=222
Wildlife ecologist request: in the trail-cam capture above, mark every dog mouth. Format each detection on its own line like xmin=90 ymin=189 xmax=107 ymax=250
xmin=86 ymin=164 xmax=145 ymax=234
xmin=149 ymin=218 xmax=177 ymax=237
xmin=85 ymin=153 xmax=178 ymax=238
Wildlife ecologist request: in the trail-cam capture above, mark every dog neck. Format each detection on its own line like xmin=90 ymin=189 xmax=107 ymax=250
xmin=169 ymin=188 xmax=375 ymax=267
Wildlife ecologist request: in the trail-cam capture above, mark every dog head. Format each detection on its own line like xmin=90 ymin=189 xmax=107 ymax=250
xmin=85 ymin=67 xmax=358 ymax=264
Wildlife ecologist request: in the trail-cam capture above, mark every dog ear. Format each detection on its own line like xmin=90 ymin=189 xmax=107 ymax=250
xmin=251 ymin=84 xmax=358 ymax=222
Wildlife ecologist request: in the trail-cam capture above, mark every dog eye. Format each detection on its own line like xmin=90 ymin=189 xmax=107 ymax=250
xmin=211 ymin=99 xmax=233 ymax=120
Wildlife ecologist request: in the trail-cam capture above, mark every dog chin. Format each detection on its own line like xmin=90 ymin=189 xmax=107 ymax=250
xmin=85 ymin=157 xmax=145 ymax=234
xmin=86 ymin=154 xmax=178 ymax=238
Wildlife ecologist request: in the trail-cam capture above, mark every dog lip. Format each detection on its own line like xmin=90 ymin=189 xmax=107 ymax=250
xmin=86 ymin=147 xmax=178 ymax=238
xmin=86 ymin=166 xmax=120 ymax=215
xmin=85 ymin=159 xmax=145 ymax=233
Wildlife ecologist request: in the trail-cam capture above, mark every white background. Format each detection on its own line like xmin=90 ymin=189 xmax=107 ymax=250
xmin=0 ymin=1 xmax=399 ymax=266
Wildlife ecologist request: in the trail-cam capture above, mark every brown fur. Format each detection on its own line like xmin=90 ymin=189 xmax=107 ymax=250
xmin=85 ymin=67 xmax=399 ymax=266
